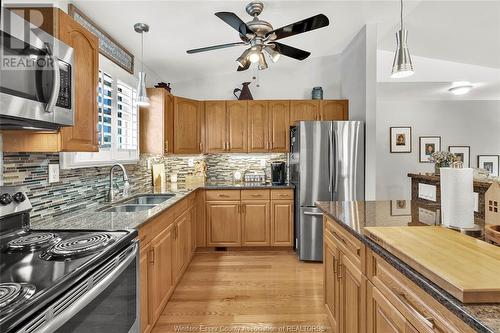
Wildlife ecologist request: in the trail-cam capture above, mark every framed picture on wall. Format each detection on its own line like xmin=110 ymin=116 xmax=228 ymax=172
xmin=390 ymin=200 xmax=411 ymax=216
xmin=478 ymin=155 xmax=500 ymax=177
xmin=419 ymin=136 xmax=441 ymax=163
xmin=448 ymin=146 xmax=471 ymax=168
xmin=390 ymin=127 xmax=412 ymax=153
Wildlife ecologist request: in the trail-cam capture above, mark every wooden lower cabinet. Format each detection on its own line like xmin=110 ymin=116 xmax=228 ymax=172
xmin=140 ymin=244 xmax=153 ymax=333
xmin=241 ymin=200 xmax=270 ymax=246
xmin=206 ymin=201 xmax=241 ymax=246
xmin=271 ymin=200 xmax=294 ymax=246
xmin=173 ymin=211 xmax=190 ymax=282
xmin=341 ymin=254 xmax=366 ymax=333
xmin=324 ymin=234 xmax=341 ymax=333
xmin=367 ymin=282 xmax=413 ymax=333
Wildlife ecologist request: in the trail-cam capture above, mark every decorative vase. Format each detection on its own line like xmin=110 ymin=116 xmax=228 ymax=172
xmin=312 ymin=87 xmax=323 ymax=100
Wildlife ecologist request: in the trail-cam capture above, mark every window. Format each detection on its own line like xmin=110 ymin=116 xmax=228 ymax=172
xmin=60 ymin=62 xmax=139 ymax=169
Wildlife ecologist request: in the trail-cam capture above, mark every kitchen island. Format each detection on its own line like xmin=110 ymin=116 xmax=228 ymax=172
xmin=316 ymin=200 xmax=500 ymax=333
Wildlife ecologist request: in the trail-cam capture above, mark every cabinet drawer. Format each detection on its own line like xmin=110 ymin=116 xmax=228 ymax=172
xmin=173 ymin=198 xmax=188 ymax=218
xmin=369 ymin=251 xmax=475 ymax=333
xmin=206 ymin=190 xmax=241 ymax=201
xmin=241 ymin=189 xmax=270 ymax=200
xmin=324 ymin=216 xmax=364 ymax=270
xmin=151 ymin=208 xmax=175 ymax=236
xmin=271 ymin=189 xmax=293 ymax=200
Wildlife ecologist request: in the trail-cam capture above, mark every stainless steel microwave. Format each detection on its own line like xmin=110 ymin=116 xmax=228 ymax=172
xmin=0 ymin=9 xmax=75 ymax=130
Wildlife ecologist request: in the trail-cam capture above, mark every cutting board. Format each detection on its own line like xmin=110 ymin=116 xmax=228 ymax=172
xmin=151 ymin=163 xmax=165 ymax=188
xmin=364 ymin=226 xmax=500 ymax=303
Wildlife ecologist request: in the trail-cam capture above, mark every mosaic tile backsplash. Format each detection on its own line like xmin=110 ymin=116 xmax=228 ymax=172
xmin=2 ymin=152 xmax=287 ymax=221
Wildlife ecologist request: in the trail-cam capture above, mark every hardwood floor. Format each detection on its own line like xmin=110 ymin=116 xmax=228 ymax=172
xmin=152 ymin=250 xmax=329 ymax=333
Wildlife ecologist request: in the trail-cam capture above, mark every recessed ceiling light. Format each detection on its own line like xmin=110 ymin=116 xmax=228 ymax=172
xmin=449 ymin=81 xmax=473 ymax=95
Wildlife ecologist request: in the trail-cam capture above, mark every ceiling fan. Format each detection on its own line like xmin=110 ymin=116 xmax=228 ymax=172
xmin=186 ymin=1 xmax=330 ymax=71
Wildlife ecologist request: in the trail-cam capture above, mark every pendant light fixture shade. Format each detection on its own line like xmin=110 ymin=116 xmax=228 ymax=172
xmin=391 ymin=29 xmax=414 ymax=78
xmin=391 ymin=0 xmax=414 ymax=78
xmin=134 ymin=23 xmax=150 ymax=106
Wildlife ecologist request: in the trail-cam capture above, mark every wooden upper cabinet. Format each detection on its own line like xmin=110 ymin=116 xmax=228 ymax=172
xmin=2 ymin=8 xmax=99 ymax=153
xmin=226 ymin=101 xmax=248 ymax=152
xmin=320 ymin=100 xmax=349 ymax=121
xmin=290 ymin=100 xmax=320 ymax=126
xmin=58 ymin=11 xmax=99 ymax=151
xmin=247 ymin=100 xmax=269 ymax=152
xmin=269 ymin=100 xmax=290 ymax=152
xmin=140 ymin=88 xmax=173 ymax=154
xmin=173 ymin=96 xmax=203 ymax=154
xmin=204 ymin=101 xmax=227 ymax=153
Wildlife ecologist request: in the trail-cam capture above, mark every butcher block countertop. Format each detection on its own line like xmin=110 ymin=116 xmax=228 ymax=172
xmin=364 ymin=226 xmax=500 ymax=303
xmin=316 ymin=200 xmax=500 ymax=333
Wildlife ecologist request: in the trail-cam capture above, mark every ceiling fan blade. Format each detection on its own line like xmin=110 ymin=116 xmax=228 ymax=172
xmin=215 ymin=12 xmax=253 ymax=39
xmin=266 ymin=14 xmax=329 ymax=41
xmin=187 ymin=42 xmax=246 ymax=54
xmin=272 ymin=42 xmax=311 ymax=60
xmin=237 ymin=61 xmax=251 ymax=71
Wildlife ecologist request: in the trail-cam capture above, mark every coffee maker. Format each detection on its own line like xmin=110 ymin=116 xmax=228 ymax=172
xmin=271 ymin=161 xmax=287 ymax=185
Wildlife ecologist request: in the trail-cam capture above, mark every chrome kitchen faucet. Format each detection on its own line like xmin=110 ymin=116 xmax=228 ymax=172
xmin=108 ymin=163 xmax=130 ymax=202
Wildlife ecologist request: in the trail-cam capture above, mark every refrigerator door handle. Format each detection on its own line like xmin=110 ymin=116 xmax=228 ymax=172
xmin=334 ymin=129 xmax=339 ymax=193
xmin=328 ymin=126 xmax=333 ymax=193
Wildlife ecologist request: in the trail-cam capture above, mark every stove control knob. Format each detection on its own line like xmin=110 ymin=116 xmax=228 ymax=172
xmin=0 ymin=193 xmax=13 ymax=205
xmin=13 ymin=192 xmax=26 ymax=203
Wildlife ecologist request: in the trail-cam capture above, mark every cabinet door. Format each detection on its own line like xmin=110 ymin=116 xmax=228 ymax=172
xmin=205 ymin=101 xmax=227 ymax=153
xmin=149 ymin=226 xmax=174 ymax=322
xmin=206 ymin=201 xmax=241 ymax=246
xmin=324 ymin=236 xmax=341 ymax=333
xmin=320 ymin=100 xmax=348 ymax=121
xmin=341 ymin=253 xmax=366 ymax=333
xmin=164 ymin=92 xmax=174 ymax=153
xmin=226 ymin=101 xmax=248 ymax=152
xmin=174 ymin=97 xmax=202 ymax=153
xmin=241 ymin=200 xmax=270 ymax=246
xmin=140 ymin=245 xmax=152 ymax=333
xmin=59 ymin=11 xmax=99 ymax=152
xmin=269 ymin=100 xmax=290 ymax=152
xmin=271 ymin=200 xmax=293 ymax=246
xmin=367 ymin=282 xmax=408 ymax=333
xmin=190 ymin=206 xmax=197 ymax=256
xmin=290 ymin=100 xmax=319 ymax=126
xmin=247 ymin=100 xmax=269 ymax=152
xmin=174 ymin=211 xmax=190 ymax=281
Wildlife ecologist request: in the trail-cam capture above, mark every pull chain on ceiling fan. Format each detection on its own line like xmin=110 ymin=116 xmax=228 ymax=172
xmin=186 ymin=1 xmax=330 ymax=71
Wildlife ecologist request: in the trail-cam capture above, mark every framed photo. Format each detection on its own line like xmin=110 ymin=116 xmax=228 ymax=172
xmin=419 ymin=136 xmax=441 ymax=163
xmin=448 ymin=146 xmax=471 ymax=168
xmin=69 ymin=4 xmax=134 ymax=74
xmin=478 ymin=155 xmax=500 ymax=177
xmin=390 ymin=127 xmax=412 ymax=153
xmin=390 ymin=200 xmax=411 ymax=216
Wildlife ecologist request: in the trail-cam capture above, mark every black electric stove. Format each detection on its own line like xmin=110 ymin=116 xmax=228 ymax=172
xmin=0 ymin=186 xmax=139 ymax=333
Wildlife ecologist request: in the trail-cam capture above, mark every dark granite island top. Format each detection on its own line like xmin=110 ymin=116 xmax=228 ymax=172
xmin=316 ymin=200 xmax=500 ymax=333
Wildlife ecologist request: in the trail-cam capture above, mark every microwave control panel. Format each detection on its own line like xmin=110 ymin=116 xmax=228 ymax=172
xmin=56 ymin=61 xmax=72 ymax=109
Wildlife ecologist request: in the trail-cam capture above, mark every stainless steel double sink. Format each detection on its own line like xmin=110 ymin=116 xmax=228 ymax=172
xmin=98 ymin=194 xmax=175 ymax=213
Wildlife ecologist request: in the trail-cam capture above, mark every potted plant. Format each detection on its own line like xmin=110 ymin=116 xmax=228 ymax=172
xmin=430 ymin=151 xmax=457 ymax=175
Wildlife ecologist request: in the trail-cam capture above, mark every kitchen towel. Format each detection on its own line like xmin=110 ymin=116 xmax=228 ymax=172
xmin=440 ymin=167 xmax=475 ymax=229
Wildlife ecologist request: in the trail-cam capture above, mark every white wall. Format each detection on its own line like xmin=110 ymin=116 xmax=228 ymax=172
xmin=339 ymin=24 xmax=378 ymax=200
xmin=171 ymin=55 xmax=342 ymax=100
xmin=376 ymin=99 xmax=500 ymax=199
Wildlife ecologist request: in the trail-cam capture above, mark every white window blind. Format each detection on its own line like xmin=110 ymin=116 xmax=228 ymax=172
xmin=97 ymin=71 xmax=113 ymax=148
xmin=117 ymin=81 xmax=138 ymax=150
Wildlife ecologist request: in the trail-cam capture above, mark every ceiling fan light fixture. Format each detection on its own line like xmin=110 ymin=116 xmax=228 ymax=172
xmin=258 ymin=52 xmax=268 ymax=70
xmin=248 ymin=48 xmax=261 ymax=63
xmin=264 ymin=45 xmax=280 ymax=63
xmin=236 ymin=49 xmax=251 ymax=67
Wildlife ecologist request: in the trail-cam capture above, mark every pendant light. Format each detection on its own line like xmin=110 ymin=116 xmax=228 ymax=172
xmin=134 ymin=23 xmax=150 ymax=106
xmin=391 ymin=0 xmax=414 ymax=78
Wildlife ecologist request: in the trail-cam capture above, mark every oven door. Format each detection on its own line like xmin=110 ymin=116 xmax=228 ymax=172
xmin=0 ymin=9 xmax=74 ymax=130
xmin=18 ymin=243 xmax=139 ymax=333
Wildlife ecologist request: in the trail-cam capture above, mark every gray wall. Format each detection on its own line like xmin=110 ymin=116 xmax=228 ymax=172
xmin=376 ymin=100 xmax=500 ymax=199
xmin=340 ymin=24 xmax=378 ymax=200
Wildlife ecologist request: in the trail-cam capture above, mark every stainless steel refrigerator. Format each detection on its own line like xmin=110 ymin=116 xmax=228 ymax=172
xmin=290 ymin=121 xmax=364 ymax=261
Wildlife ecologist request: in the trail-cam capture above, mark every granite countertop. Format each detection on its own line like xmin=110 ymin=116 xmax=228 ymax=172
xmin=316 ymin=200 xmax=500 ymax=333
xmin=30 ymin=181 xmax=294 ymax=231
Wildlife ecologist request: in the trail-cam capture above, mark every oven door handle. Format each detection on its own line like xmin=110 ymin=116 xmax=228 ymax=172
xmin=33 ymin=242 xmax=138 ymax=333
xmin=44 ymin=43 xmax=60 ymax=114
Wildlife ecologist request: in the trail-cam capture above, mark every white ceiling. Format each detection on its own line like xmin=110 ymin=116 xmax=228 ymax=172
xmin=70 ymin=0 xmax=422 ymax=83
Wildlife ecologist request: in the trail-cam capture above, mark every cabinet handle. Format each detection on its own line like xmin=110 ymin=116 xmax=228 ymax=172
xmin=149 ymin=248 xmax=155 ymax=264
xmin=242 ymin=204 xmax=246 ymax=214
xmin=165 ymin=140 xmax=169 ymax=153
xmin=331 ymin=230 xmax=347 ymax=245
xmin=219 ymin=194 xmax=229 ymax=198
xmin=336 ymin=260 xmax=343 ymax=280
xmin=394 ymin=291 xmax=436 ymax=329
xmin=228 ymin=141 xmax=231 ymax=150
xmin=237 ymin=204 xmax=240 ymax=213
xmin=251 ymin=194 xmax=261 ymax=197
xmin=266 ymin=141 xmax=269 ymax=150
xmin=333 ymin=256 xmax=337 ymax=275
xmin=199 ymin=142 xmax=203 ymax=151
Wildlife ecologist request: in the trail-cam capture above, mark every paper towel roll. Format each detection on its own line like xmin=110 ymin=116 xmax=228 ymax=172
xmin=440 ymin=168 xmax=475 ymax=228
